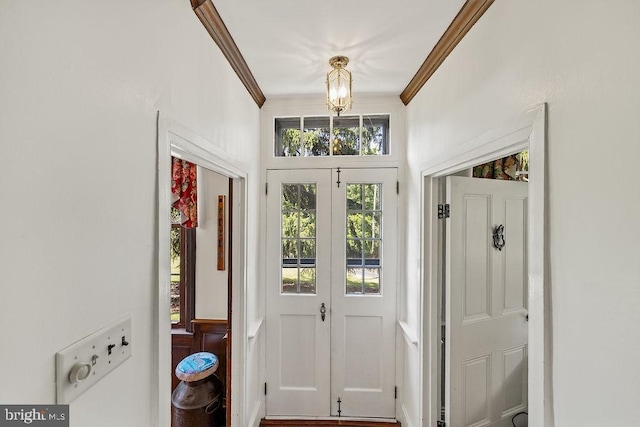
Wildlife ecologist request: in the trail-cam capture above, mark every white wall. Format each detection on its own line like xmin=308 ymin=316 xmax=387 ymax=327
xmin=405 ymin=1 xmax=640 ymax=426
xmin=0 ymin=1 xmax=260 ymax=426
xmin=196 ymin=167 xmax=229 ymax=320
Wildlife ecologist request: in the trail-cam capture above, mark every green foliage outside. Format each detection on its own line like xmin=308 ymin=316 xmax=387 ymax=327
xmin=278 ymin=116 xmax=387 ymax=157
xmin=280 ymin=183 xmax=382 ymax=294
xmin=281 ymin=267 xmax=379 ymax=294
xmin=170 ymin=207 xmax=181 ymax=322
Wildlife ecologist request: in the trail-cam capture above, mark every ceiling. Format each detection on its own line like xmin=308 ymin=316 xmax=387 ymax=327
xmin=211 ymin=0 xmax=468 ymax=98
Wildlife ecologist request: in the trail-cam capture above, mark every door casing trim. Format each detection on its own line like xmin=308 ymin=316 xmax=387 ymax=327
xmin=419 ymin=104 xmax=552 ymax=427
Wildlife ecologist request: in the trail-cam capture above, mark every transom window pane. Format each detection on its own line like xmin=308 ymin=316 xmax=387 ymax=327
xmin=332 ymin=116 xmax=360 ymax=155
xmin=274 ymin=115 xmax=390 ymax=157
xmin=346 ymin=183 xmax=382 ymax=295
xmin=275 ymin=117 xmax=302 ymax=157
xmin=362 ymin=115 xmax=389 ymax=155
xmin=303 ymin=117 xmax=330 ymax=156
xmin=281 ymin=183 xmax=317 ymax=294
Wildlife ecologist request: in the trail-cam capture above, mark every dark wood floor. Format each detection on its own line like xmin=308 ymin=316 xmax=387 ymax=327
xmin=260 ymin=419 xmax=401 ymax=427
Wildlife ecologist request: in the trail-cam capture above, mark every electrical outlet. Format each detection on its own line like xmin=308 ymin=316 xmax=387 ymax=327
xmin=55 ymin=314 xmax=132 ymax=403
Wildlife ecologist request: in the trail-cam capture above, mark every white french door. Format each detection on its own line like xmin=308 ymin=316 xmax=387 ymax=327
xmin=265 ymin=168 xmax=397 ymax=419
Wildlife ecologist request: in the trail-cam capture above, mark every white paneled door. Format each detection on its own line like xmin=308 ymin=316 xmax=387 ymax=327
xmin=266 ymin=168 xmax=397 ymax=419
xmin=446 ymin=176 xmax=528 ymax=427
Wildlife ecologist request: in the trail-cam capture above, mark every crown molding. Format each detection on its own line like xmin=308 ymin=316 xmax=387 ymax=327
xmin=191 ymin=0 xmax=266 ymax=107
xmin=400 ymin=0 xmax=494 ymax=105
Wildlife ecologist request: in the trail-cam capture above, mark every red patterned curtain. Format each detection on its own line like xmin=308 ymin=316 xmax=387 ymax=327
xmin=473 ymin=151 xmax=529 ymax=181
xmin=171 ymin=157 xmax=198 ymax=228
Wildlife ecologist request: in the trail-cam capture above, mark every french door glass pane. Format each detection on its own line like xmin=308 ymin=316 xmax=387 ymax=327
xmin=300 ymin=184 xmax=317 ymax=209
xmin=282 ymin=267 xmax=298 ymax=294
xmin=282 ymin=184 xmax=300 ymax=209
xmin=346 ymin=268 xmax=364 ymax=294
xmin=363 ymin=213 xmax=381 ymax=238
xmin=299 ymin=268 xmax=316 ymax=294
xmin=281 ymin=183 xmax=317 ymax=294
xmin=364 ymin=268 xmax=381 ymax=294
xmin=363 ymin=183 xmax=381 ymax=210
xmin=299 ymin=212 xmax=316 ymax=237
xmin=345 ymin=183 xmax=382 ymax=295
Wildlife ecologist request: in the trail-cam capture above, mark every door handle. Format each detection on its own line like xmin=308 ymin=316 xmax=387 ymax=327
xmin=320 ymin=303 xmax=327 ymax=322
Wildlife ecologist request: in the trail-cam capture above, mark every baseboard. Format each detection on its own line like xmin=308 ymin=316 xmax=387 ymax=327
xmin=260 ymin=419 xmax=401 ymax=427
xmin=399 ymin=404 xmax=415 ymax=427
xmin=248 ymin=399 xmax=263 ymax=427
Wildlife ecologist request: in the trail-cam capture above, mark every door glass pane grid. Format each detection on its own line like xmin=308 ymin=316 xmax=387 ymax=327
xmin=346 ymin=183 xmax=382 ymax=295
xmin=281 ymin=183 xmax=317 ymax=294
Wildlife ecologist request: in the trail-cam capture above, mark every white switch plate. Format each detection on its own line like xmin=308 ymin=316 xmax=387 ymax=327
xmin=56 ymin=314 xmax=132 ymax=404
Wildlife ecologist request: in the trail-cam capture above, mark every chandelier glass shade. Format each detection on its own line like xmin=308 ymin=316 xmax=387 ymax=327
xmin=326 ymin=56 xmax=352 ymax=116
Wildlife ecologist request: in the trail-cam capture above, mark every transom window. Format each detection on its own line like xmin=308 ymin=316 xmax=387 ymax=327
xmin=275 ymin=115 xmax=389 ymax=157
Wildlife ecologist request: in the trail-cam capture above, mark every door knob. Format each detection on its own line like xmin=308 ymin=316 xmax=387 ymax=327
xmin=320 ymin=303 xmax=327 ymax=322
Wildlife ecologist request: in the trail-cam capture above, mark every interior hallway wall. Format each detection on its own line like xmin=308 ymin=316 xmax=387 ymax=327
xmin=404 ymin=1 xmax=640 ymax=426
xmin=196 ymin=167 xmax=229 ymax=320
xmin=0 ymin=1 xmax=261 ymax=426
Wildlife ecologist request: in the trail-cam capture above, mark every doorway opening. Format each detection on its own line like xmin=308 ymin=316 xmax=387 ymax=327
xmin=421 ymin=105 xmax=550 ymax=427
xmin=169 ymin=163 xmax=234 ymax=426
xmin=157 ymin=114 xmax=249 ymax=427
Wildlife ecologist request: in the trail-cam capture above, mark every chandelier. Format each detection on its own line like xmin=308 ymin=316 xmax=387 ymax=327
xmin=326 ymin=56 xmax=352 ymax=116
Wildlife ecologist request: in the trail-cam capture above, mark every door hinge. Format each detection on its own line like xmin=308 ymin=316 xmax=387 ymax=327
xmin=265 ymin=182 xmax=268 ymax=195
xmin=264 ymin=382 xmax=267 ymax=395
xmin=396 ymin=181 xmax=400 ymax=194
xmin=438 ymin=203 xmax=450 ymax=219
xmin=395 ymin=386 xmax=398 ymax=399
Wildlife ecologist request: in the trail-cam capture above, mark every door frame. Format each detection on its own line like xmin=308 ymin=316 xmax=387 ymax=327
xmin=157 ymin=113 xmax=249 ymax=427
xmin=264 ymin=167 xmax=399 ymax=419
xmin=420 ymin=104 xmax=551 ymax=427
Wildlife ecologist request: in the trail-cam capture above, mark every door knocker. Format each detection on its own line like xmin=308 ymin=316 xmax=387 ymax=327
xmin=492 ymin=225 xmax=505 ymax=251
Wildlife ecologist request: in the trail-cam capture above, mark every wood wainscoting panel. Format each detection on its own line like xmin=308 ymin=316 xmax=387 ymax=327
xmin=171 ymin=320 xmax=229 ymax=400
xmin=192 ymin=319 xmax=228 ymax=385
xmin=171 ymin=332 xmax=194 ymax=391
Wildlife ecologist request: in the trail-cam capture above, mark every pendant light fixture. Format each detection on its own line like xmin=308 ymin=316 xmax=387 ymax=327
xmin=326 ymin=56 xmax=352 ymax=116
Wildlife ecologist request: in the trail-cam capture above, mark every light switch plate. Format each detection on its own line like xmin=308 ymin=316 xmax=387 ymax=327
xmin=55 ymin=314 xmax=132 ymax=404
